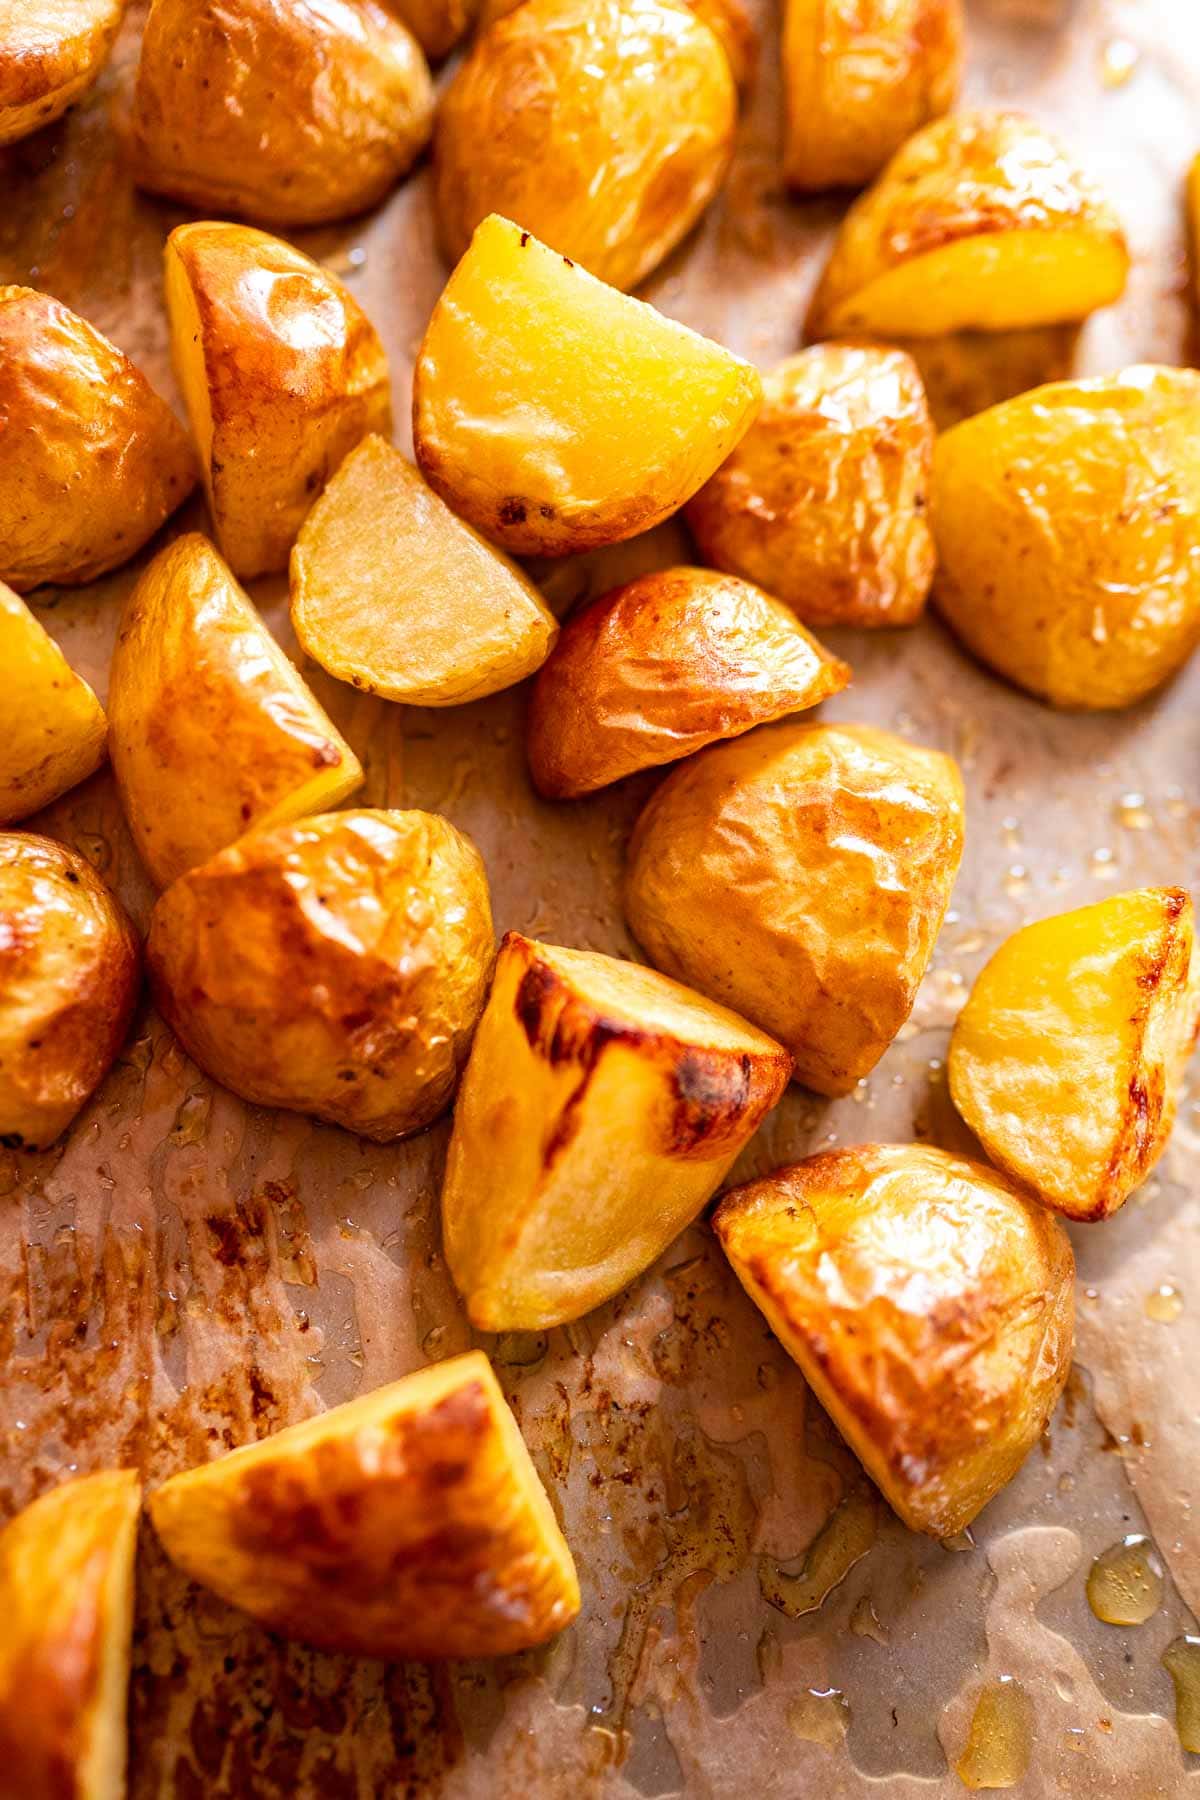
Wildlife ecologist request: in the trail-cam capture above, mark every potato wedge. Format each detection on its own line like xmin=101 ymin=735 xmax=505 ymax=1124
xmin=806 ymin=110 xmax=1129 ymax=339
xmin=442 ymin=933 xmax=791 ymax=1329
xmin=931 ymin=365 xmax=1200 ymax=710
xmin=624 ymin=722 xmax=964 ymax=1093
xmin=109 ymin=534 xmax=363 ymax=890
xmin=0 ymin=834 xmax=141 ymax=1151
xmin=132 ymin=0 xmax=433 ymax=227
xmin=149 ymin=1351 xmax=579 ymax=1658
xmin=413 ymin=213 xmax=762 ymax=555
xmin=526 ymin=567 xmax=849 ymax=798
xmin=782 ymin=0 xmax=962 ymax=192
xmin=0 ymin=582 xmax=106 ymax=824
xmin=0 ymin=286 xmax=196 ymax=594
xmin=0 ymin=0 xmax=122 ymax=145
xmin=0 ymin=1469 xmax=141 ymax=1800
xmin=949 ymin=889 xmax=1200 ymax=1222
xmin=165 ymin=222 xmax=392 ymax=581
xmin=147 ymin=810 xmax=493 ymax=1140
xmin=685 ymin=344 xmax=934 ymax=627
xmin=887 ymin=323 xmax=1080 ymax=432
xmin=290 ymin=435 xmax=558 ymax=705
xmin=714 ymin=1146 xmax=1075 ymax=1537
xmin=385 ymin=0 xmax=477 ymax=58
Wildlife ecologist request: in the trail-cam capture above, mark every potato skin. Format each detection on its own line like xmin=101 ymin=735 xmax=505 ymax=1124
xmin=686 ymin=344 xmax=934 ymax=627
xmin=887 ymin=322 xmax=1080 ymax=432
xmin=385 ymin=0 xmax=478 ymax=58
xmin=147 ymin=810 xmax=494 ymax=1141
xmin=0 ymin=581 xmax=107 ymax=825
xmin=0 ymin=0 xmax=123 ymax=145
xmin=526 ymin=566 xmax=849 ymax=797
xmin=0 ymin=287 xmax=197 ymax=594
xmin=624 ymin=721 xmax=964 ymax=1093
xmin=0 ymin=834 xmax=141 ymax=1151
xmin=714 ymin=1145 xmax=1075 ymax=1537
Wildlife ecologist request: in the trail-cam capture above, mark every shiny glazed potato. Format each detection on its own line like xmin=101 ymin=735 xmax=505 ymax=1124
xmin=685 ymin=344 xmax=934 ymax=628
xmin=714 ymin=1146 xmax=1075 ymax=1537
xmin=0 ymin=582 xmax=106 ymax=824
xmin=109 ymin=535 xmax=363 ymax=890
xmin=0 ymin=286 xmax=196 ymax=594
xmin=147 ymin=810 xmax=493 ymax=1141
xmin=291 ymin=435 xmax=558 ymax=705
xmin=526 ymin=567 xmax=849 ymax=798
xmin=413 ymin=214 xmax=762 ymax=555
xmin=385 ymin=0 xmax=478 ymax=58
xmin=434 ymin=0 xmax=737 ymax=293
xmin=442 ymin=932 xmax=791 ymax=1329
xmin=624 ymin=722 xmax=964 ymax=1093
xmin=932 ymin=366 xmax=1200 ymax=710
xmin=0 ymin=834 xmax=141 ymax=1151
xmin=148 ymin=1351 xmax=579 ymax=1658
xmin=950 ymin=890 xmax=1200 ymax=1222
xmin=0 ymin=1470 xmax=141 ymax=1800
xmin=473 ymin=0 xmax=757 ymax=86
xmin=806 ymin=110 xmax=1129 ymax=339
xmin=165 ymin=222 xmax=392 ymax=580
xmin=0 ymin=0 xmax=122 ymax=145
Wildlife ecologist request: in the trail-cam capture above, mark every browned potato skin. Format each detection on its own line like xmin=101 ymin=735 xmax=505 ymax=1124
xmin=526 ymin=567 xmax=850 ymax=798
xmin=886 ymin=324 xmax=1080 ymax=432
xmin=0 ymin=834 xmax=141 ymax=1152
xmin=384 ymin=0 xmax=478 ymax=59
xmin=0 ymin=287 xmax=197 ymax=594
xmin=473 ymin=0 xmax=756 ymax=85
xmin=685 ymin=344 xmax=935 ymax=628
xmin=147 ymin=809 xmax=494 ymax=1141
xmin=0 ymin=0 xmax=123 ymax=145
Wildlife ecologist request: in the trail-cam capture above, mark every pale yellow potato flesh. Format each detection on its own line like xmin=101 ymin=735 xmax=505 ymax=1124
xmin=291 ymin=435 xmax=558 ymax=705
xmin=149 ymin=1351 xmax=579 ymax=1659
xmin=0 ymin=581 xmax=107 ymax=824
xmin=413 ymin=213 xmax=762 ymax=555
xmin=442 ymin=932 xmax=792 ymax=1329
xmin=0 ymin=0 xmax=123 ymax=144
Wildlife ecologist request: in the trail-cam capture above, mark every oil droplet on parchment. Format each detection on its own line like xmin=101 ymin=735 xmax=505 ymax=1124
xmin=1086 ymin=1534 xmax=1163 ymax=1625
xmin=1162 ymin=1636 xmax=1200 ymax=1753
xmin=759 ymin=1493 xmax=877 ymax=1618
xmin=954 ymin=1676 xmax=1033 ymax=1790
xmin=787 ymin=1687 xmax=850 ymax=1746
xmin=1145 ymin=1282 xmax=1184 ymax=1323
xmin=1114 ymin=791 xmax=1152 ymax=832
xmin=1098 ymin=37 xmax=1140 ymax=88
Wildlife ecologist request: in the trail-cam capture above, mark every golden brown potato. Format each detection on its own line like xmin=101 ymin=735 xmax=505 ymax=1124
xmin=624 ymin=722 xmax=964 ymax=1094
xmin=806 ymin=110 xmax=1129 ymax=339
xmin=887 ymin=323 xmax=1080 ymax=432
xmin=149 ymin=1351 xmax=579 ymax=1658
xmin=147 ymin=809 xmax=493 ymax=1140
xmin=413 ymin=213 xmax=762 ymax=555
xmin=714 ymin=1145 xmax=1075 ymax=1537
xmin=0 ymin=0 xmax=122 ymax=145
xmin=442 ymin=932 xmax=791 ymax=1328
xmin=932 ymin=366 xmax=1200 ymax=710
xmin=0 ymin=1469 xmax=141 ymax=1800
xmin=782 ymin=0 xmax=962 ymax=192
xmin=290 ymin=435 xmax=558 ymax=705
xmin=0 ymin=582 xmax=107 ymax=824
xmin=473 ymin=0 xmax=756 ymax=84
xmin=950 ymin=890 xmax=1200 ymax=1222
xmin=109 ymin=534 xmax=363 ymax=891
xmin=1188 ymin=152 xmax=1200 ymax=315
xmin=384 ymin=0 xmax=477 ymax=58
xmin=0 ymin=833 xmax=140 ymax=1151
xmin=131 ymin=0 xmax=434 ymax=227
xmin=165 ymin=222 xmax=392 ymax=581
xmin=685 ymin=344 xmax=934 ymax=628
xmin=526 ymin=566 xmax=849 ymax=798
xmin=0 ymin=286 xmax=196 ymax=595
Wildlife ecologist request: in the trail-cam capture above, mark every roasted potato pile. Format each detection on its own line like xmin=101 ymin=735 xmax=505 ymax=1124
xmin=0 ymin=582 xmax=106 ymax=824
xmin=0 ymin=0 xmax=122 ymax=145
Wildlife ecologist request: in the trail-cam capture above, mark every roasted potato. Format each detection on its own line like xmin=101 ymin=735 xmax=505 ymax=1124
xmin=291 ymin=435 xmax=558 ymax=705
xmin=385 ymin=0 xmax=477 ymax=58
xmin=714 ymin=1145 xmax=1075 ymax=1537
xmin=165 ymin=222 xmax=392 ymax=580
xmin=149 ymin=1351 xmax=579 ymax=1658
xmin=0 ymin=582 xmax=107 ymax=824
xmin=132 ymin=0 xmax=434 ymax=227
xmin=887 ymin=323 xmax=1080 ymax=432
xmin=109 ymin=534 xmax=363 ymax=890
xmin=685 ymin=344 xmax=934 ymax=628
xmin=806 ymin=110 xmax=1129 ymax=339
xmin=473 ymin=0 xmax=755 ymax=84
xmin=782 ymin=0 xmax=962 ymax=192
xmin=0 ymin=834 xmax=141 ymax=1151
xmin=442 ymin=932 xmax=791 ymax=1328
xmin=1189 ymin=152 xmax=1200 ymax=314
xmin=0 ymin=0 xmax=122 ymax=145
xmin=931 ymin=365 xmax=1200 ymax=710
xmin=147 ymin=810 xmax=493 ymax=1140
xmin=0 ymin=286 xmax=196 ymax=594
xmin=0 ymin=1469 xmax=141 ymax=1800
xmin=413 ymin=213 xmax=762 ymax=555
xmin=950 ymin=889 xmax=1200 ymax=1222
xmin=624 ymin=722 xmax=964 ymax=1093
xmin=526 ymin=566 xmax=849 ymax=798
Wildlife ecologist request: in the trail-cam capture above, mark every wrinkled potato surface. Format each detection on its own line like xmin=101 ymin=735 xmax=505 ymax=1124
xmin=0 ymin=581 xmax=107 ymax=824
xmin=932 ymin=365 xmax=1200 ymax=709
xmin=442 ymin=933 xmax=791 ymax=1329
xmin=413 ymin=214 xmax=762 ymax=555
xmin=715 ymin=1145 xmax=1075 ymax=1537
xmin=0 ymin=0 xmax=123 ymax=145
xmin=149 ymin=1351 xmax=580 ymax=1658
